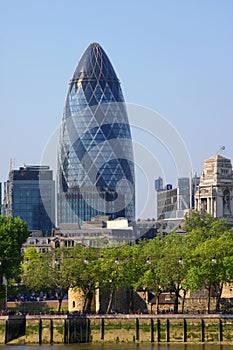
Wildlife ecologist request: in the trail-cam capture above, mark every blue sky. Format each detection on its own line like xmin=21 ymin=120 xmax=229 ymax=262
xmin=0 ymin=0 xmax=232 ymax=218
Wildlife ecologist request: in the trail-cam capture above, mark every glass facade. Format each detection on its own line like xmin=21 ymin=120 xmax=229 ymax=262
xmin=3 ymin=166 xmax=55 ymax=235
xmin=57 ymin=43 xmax=135 ymax=224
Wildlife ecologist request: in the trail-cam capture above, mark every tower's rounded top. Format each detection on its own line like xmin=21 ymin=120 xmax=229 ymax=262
xmin=72 ymin=43 xmax=118 ymax=83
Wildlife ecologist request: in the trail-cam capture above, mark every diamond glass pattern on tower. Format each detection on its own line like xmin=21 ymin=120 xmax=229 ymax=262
xmin=57 ymin=43 xmax=135 ymax=225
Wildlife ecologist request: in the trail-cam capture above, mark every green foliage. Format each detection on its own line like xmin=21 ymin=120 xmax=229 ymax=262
xmin=22 ymin=213 xmax=233 ymax=314
xmin=183 ymin=213 xmax=233 ymax=312
xmin=184 ymin=211 xmax=229 ymax=239
xmin=23 ymin=252 xmax=51 ymax=291
xmin=97 ymin=244 xmax=141 ymax=291
xmin=0 ymin=215 xmax=29 ymax=283
xmin=133 ymin=237 xmax=162 ymax=292
xmin=185 ymin=229 xmax=233 ymax=311
xmin=24 ymin=247 xmax=73 ymax=311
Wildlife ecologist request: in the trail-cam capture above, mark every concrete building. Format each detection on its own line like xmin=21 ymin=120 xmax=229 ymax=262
xmin=195 ymin=154 xmax=233 ymax=225
xmin=22 ymin=230 xmax=52 ymax=254
xmin=156 ymin=176 xmax=200 ymax=220
xmin=157 ymin=184 xmax=177 ymax=220
xmin=3 ymin=165 xmax=55 ymax=235
xmin=155 ymin=176 xmax=200 ymax=232
xmin=22 ymin=217 xmax=156 ymax=251
xmin=52 ymin=217 xmax=137 ymax=248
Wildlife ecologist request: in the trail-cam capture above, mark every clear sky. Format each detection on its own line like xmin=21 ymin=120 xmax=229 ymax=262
xmin=0 ymin=0 xmax=232 ymax=219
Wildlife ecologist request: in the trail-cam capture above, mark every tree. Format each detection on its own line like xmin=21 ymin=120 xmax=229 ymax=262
xmin=186 ymin=230 xmax=233 ymax=313
xmin=95 ymin=244 xmax=141 ymax=314
xmin=96 ymin=247 xmax=125 ymax=314
xmin=120 ymin=243 xmax=142 ymax=313
xmin=0 ymin=215 xmax=29 ymax=283
xmin=24 ymin=248 xmax=71 ymax=312
xmin=156 ymin=233 xmax=189 ymax=313
xmin=23 ymin=248 xmax=46 ymax=290
xmin=65 ymin=244 xmax=99 ymax=314
xmin=24 ymin=245 xmax=101 ymax=313
xmin=184 ymin=211 xmax=229 ymax=240
xmin=133 ymin=237 xmax=164 ymax=314
xmin=184 ymin=212 xmax=233 ymax=313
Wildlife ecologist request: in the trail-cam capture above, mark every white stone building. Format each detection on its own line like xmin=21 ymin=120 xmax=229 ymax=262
xmin=195 ymin=154 xmax=233 ymax=225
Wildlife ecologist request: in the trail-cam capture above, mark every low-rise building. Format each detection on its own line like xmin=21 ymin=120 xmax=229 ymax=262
xmin=52 ymin=217 xmax=138 ymax=248
xmin=22 ymin=230 xmax=52 ymax=254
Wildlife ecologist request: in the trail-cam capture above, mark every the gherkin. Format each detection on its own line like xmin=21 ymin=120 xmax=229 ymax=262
xmin=57 ymin=43 xmax=135 ymax=224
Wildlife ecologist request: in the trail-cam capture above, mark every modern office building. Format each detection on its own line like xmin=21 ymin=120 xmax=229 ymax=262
xmin=57 ymin=43 xmax=135 ymax=225
xmin=195 ymin=154 xmax=233 ymax=224
xmin=3 ymin=165 xmax=55 ymax=235
xmin=155 ymin=176 xmax=200 ymax=231
xmin=154 ymin=177 xmax=163 ymax=191
xmin=156 ymin=184 xmax=178 ymax=220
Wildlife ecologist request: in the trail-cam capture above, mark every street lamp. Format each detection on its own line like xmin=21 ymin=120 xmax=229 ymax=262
xmin=114 ymin=258 xmax=120 ymax=311
xmin=178 ymin=257 xmax=183 ymax=265
xmin=107 ymin=257 xmax=120 ymax=313
xmin=211 ymin=256 xmax=217 ymax=264
xmin=84 ymin=258 xmax=89 ymax=265
xmin=145 ymin=257 xmax=162 ymax=314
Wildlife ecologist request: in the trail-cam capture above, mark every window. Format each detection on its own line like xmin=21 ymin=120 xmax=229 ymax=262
xmin=221 ymin=169 xmax=228 ymax=175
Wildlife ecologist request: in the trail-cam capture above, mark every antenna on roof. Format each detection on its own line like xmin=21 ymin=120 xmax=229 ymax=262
xmin=10 ymin=158 xmax=15 ymax=172
xmin=217 ymin=146 xmax=225 ymax=155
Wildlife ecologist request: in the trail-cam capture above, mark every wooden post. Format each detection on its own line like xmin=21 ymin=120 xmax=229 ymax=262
xmin=4 ymin=320 xmax=8 ymax=344
xmin=85 ymin=318 xmax=89 ymax=342
xmin=73 ymin=318 xmax=77 ymax=341
xmin=64 ymin=319 xmax=68 ymax=344
xmin=183 ymin=318 xmax=187 ymax=342
xmin=219 ymin=319 xmax=223 ymax=342
xmin=157 ymin=319 xmax=160 ymax=342
xmin=39 ymin=319 xmax=42 ymax=345
xmin=166 ymin=319 xmax=170 ymax=342
xmin=201 ymin=319 xmax=205 ymax=342
xmin=135 ymin=318 xmax=139 ymax=341
xmin=150 ymin=318 xmax=154 ymax=342
xmin=85 ymin=318 xmax=90 ymax=342
xmin=50 ymin=319 xmax=53 ymax=344
xmin=79 ymin=318 xmax=85 ymax=343
xmin=70 ymin=318 xmax=74 ymax=343
xmin=100 ymin=318 xmax=104 ymax=340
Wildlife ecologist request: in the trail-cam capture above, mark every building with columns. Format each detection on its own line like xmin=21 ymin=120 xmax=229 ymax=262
xmin=195 ymin=154 xmax=233 ymax=225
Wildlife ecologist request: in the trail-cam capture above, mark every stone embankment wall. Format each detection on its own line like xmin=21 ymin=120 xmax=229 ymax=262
xmin=0 ymin=314 xmax=232 ymax=344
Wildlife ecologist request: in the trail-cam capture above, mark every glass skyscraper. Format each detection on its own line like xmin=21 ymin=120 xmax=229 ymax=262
xmin=3 ymin=166 xmax=55 ymax=235
xmin=57 ymin=43 xmax=135 ymax=225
